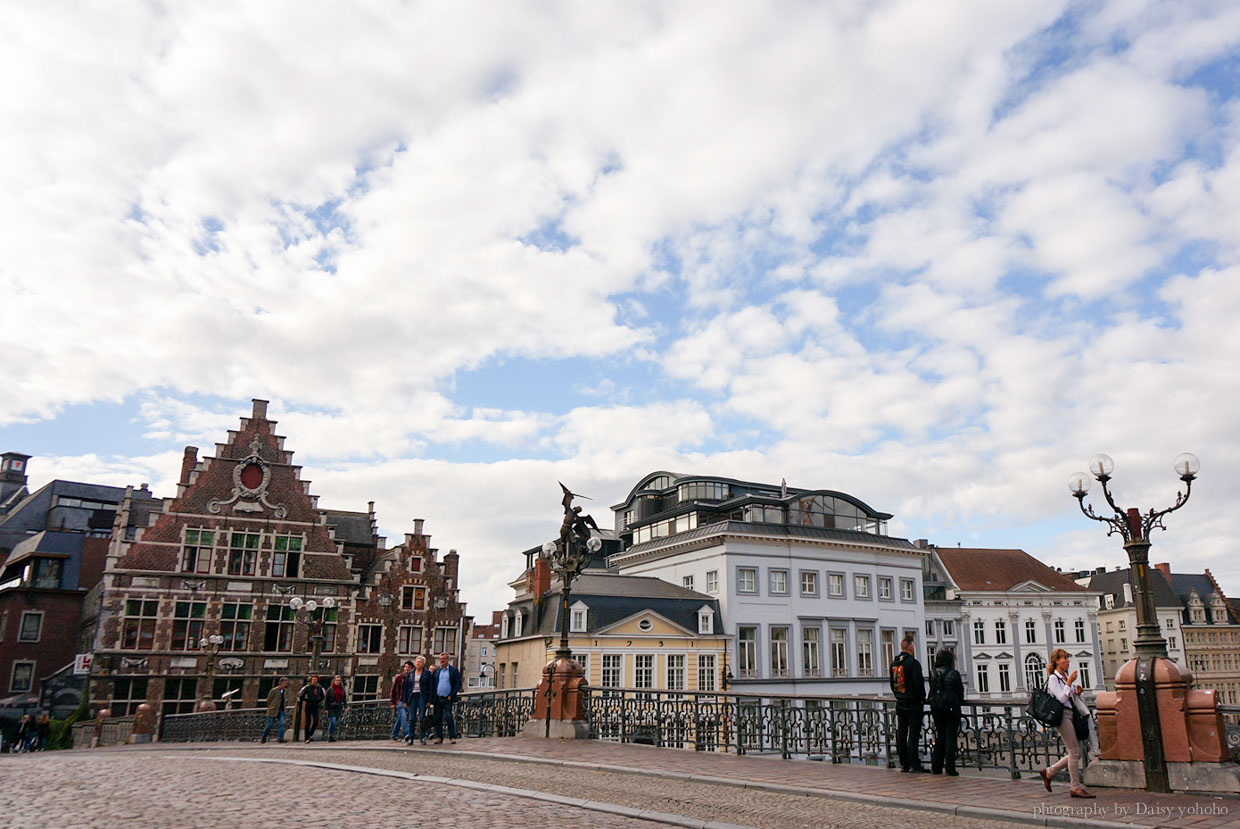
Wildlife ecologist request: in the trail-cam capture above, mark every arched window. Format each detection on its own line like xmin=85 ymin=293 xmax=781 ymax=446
xmin=1025 ymin=653 xmax=1046 ymax=689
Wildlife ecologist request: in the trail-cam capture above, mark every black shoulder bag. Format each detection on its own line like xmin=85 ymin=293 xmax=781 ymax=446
xmin=1025 ymin=677 xmax=1065 ymax=727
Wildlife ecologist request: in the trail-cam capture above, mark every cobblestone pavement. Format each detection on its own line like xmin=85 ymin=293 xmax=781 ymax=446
xmin=242 ymin=744 xmax=1012 ymax=829
xmin=0 ymin=752 xmax=668 ymax=829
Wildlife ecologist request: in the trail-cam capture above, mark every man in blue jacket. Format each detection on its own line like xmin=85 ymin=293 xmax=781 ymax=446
xmin=431 ymin=651 xmax=462 ymax=744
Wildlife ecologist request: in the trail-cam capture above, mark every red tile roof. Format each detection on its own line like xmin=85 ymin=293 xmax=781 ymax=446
xmin=936 ymin=547 xmax=1088 ymax=593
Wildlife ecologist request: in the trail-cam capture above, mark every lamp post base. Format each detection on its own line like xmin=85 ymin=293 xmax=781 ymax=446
xmin=525 ymin=654 xmax=589 ymax=739
xmin=1085 ymin=760 xmax=1240 ymax=794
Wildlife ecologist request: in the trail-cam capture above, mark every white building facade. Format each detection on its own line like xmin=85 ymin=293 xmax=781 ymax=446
xmin=609 ymin=472 xmax=927 ymax=696
xmin=932 ymin=548 xmax=1104 ymax=701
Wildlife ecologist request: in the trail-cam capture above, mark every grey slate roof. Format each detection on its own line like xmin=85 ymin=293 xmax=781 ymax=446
xmin=1169 ymin=573 xmax=1239 ymax=625
xmin=324 ymin=510 xmax=374 ymax=545
xmin=1087 ymin=567 xmax=1180 ymax=609
xmin=519 ymin=572 xmax=719 ymax=638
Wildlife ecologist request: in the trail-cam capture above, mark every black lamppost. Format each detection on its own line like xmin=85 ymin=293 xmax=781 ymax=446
xmin=197 ymin=634 xmax=225 ymax=711
xmin=289 ymin=596 xmax=338 ymax=673
xmin=1068 ymin=451 xmax=1199 ymax=794
xmin=541 ymin=532 xmax=601 ymax=659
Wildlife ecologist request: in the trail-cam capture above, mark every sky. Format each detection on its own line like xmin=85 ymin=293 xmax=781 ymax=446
xmin=3 ymin=1 xmax=1240 ymax=621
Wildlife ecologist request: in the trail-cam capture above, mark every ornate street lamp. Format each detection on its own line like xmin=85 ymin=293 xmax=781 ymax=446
xmin=541 ymin=533 xmax=602 ymax=659
xmin=197 ymin=633 xmax=225 ymax=711
xmin=289 ymin=596 xmax=337 ymax=672
xmin=1068 ymin=452 xmax=1199 ymax=793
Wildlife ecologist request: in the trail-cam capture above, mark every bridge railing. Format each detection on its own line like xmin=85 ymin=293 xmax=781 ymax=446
xmin=159 ymin=688 xmax=538 ymax=743
xmin=583 ymin=687 xmax=1091 ymax=777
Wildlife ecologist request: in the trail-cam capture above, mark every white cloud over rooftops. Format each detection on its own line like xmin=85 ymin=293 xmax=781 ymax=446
xmin=2 ymin=1 xmax=1240 ymax=616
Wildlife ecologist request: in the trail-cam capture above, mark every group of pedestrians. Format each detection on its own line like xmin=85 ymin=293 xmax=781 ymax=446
xmin=11 ymin=713 xmax=50 ymax=753
xmin=888 ymin=633 xmax=1097 ymax=797
xmin=388 ymin=653 xmax=462 ymax=745
xmin=258 ymin=652 xmax=462 ymax=746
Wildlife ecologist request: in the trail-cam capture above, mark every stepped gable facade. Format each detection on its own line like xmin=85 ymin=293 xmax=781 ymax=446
xmin=90 ymin=399 xmax=376 ymax=715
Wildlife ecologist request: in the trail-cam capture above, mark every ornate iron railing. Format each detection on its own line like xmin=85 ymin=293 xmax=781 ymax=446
xmin=159 ymin=689 xmax=538 ymax=743
xmin=1220 ymin=705 xmax=1240 ymax=763
xmin=584 ymin=688 xmax=1084 ymax=777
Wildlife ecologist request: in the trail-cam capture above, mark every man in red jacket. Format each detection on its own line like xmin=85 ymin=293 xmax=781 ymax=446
xmin=389 ymin=660 xmax=414 ymax=741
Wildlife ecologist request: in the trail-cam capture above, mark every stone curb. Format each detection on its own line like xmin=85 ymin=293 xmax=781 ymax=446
xmin=87 ymin=742 xmax=1146 ymax=829
xmin=184 ymin=754 xmax=763 ymax=829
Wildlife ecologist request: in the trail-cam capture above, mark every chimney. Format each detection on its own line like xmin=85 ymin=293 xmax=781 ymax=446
xmin=251 ymin=398 xmax=269 ymax=420
xmin=532 ymin=557 xmax=551 ymax=600
xmin=180 ymin=447 xmax=199 ymax=486
xmin=413 ymin=518 xmax=425 ymax=536
xmin=914 ymin=539 xmax=930 ymax=549
xmin=0 ymin=452 xmax=31 ymax=504
xmin=1154 ymin=562 xmax=1172 ymax=581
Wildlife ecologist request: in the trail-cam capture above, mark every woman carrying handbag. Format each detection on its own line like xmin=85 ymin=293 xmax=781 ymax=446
xmin=1039 ymin=648 xmax=1095 ymax=798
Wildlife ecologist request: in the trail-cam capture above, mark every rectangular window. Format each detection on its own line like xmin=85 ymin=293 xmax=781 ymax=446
xmin=802 ymin=627 xmax=821 ymax=677
xmin=830 ymin=629 xmax=848 ymax=677
xmin=697 ymin=654 xmax=717 ymax=692
xmin=1025 ymin=618 xmax=1037 ymax=644
xmin=976 ymin=664 xmax=990 ymax=693
xmin=634 ymin=654 xmax=654 ymax=689
xmin=999 ymin=662 xmax=1012 ymax=692
xmin=171 ymin=602 xmax=205 ymax=650
xmin=1077 ymin=662 xmax=1091 ymax=689
xmin=667 ymin=654 xmax=686 ymax=691
xmin=602 ymin=654 xmax=622 ymax=687
xmin=682 ymin=575 xmax=694 ymax=591
xmin=271 ymin=534 xmax=302 ymax=578
xmin=925 ymin=619 xmax=935 ymax=637
xmin=227 ymin=531 xmax=260 ymax=576
xmin=110 ymin=676 xmax=148 ymax=716
xmin=881 ymin=629 xmax=896 ymax=667
xmin=1054 ymin=619 xmax=1066 ymax=643
xmin=857 ymin=629 xmax=874 ymax=676
xmin=942 ymin=620 xmax=954 ymax=637
xmin=1168 ymin=635 xmax=1178 ymax=651
xmin=9 ymin=660 xmax=35 ymax=693
xmin=398 ymin=625 xmax=422 ymax=654
xmin=900 ymin=578 xmax=915 ymax=602
xmin=854 ymin=575 xmax=871 ymax=599
xmin=769 ymin=569 xmax=788 ymax=594
xmin=737 ymin=568 xmax=757 ymax=593
xmin=18 ymin=611 xmax=43 ymax=643
xmin=357 ymin=624 xmax=382 ymax=654
xmin=800 ymin=571 xmax=818 ymax=595
xmin=181 ymin=529 xmax=215 ymax=573
xmin=400 ymin=586 xmax=420 ymax=611
xmin=162 ymin=677 xmax=199 ymax=717
xmin=697 ymin=610 xmax=713 ymax=635
xmin=706 ymin=570 xmax=718 ymax=593
xmin=122 ymin=600 xmax=159 ymax=650
xmin=828 ymin=573 xmax=844 ymax=597
xmin=738 ymin=626 xmax=758 ymax=677
xmin=433 ymin=627 xmax=457 ymax=654
xmin=220 ymin=603 xmax=252 ymax=651
xmin=1075 ymin=619 xmax=1086 ymax=643
xmin=770 ymin=627 xmax=789 ymax=677
xmin=973 ymin=619 xmax=985 ymax=645
xmin=352 ymin=675 xmax=380 ymax=701
xmin=571 ymin=608 xmax=587 ymax=632
xmin=995 ymin=619 xmax=1007 ymax=644
xmin=878 ymin=576 xmax=892 ymax=600
xmin=33 ymin=558 xmax=63 ymax=589
xmin=264 ymin=605 xmax=296 ymax=652
xmin=314 ymin=607 xmax=339 ymax=653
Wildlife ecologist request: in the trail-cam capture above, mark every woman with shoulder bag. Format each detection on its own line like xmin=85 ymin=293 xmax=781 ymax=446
xmin=929 ymin=648 xmax=964 ymax=776
xmin=1039 ymin=649 xmax=1094 ymax=798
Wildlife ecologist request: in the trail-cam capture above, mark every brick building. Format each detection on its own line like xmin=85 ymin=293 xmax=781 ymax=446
xmin=86 ymin=399 xmax=469 ymax=716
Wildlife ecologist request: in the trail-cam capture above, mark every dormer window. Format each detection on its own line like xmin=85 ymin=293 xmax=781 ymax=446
xmin=501 ymin=614 xmax=510 ymax=639
xmin=570 ymin=600 xmax=589 ymax=633
xmin=697 ymin=606 xmax=714 ymax=635
xmin=513 ymin=612 xmax=524 ymax=637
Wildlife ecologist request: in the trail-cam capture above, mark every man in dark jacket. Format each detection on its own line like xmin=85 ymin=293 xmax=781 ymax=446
xmin=298 ymin=674 xmax=326 ymax=742
xmin=431 ymin=652 xmax=463 ymax=744
xmin=929 ymin=648 xmax=965 ymax=775
xmin=889 ymin=632 xmax=926 ymax=772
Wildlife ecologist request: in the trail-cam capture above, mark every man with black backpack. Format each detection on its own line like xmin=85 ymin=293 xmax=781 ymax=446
xmin=889 ymin=631 xmax=927 ymax=772
xmin=928 ymin=647 xmax=964 ymax=776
